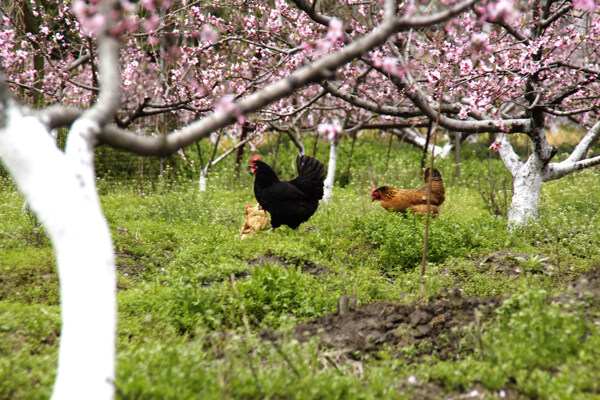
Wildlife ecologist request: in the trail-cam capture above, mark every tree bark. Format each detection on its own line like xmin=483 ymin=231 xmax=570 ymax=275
xmin=0 ymin=99 xmax=116 ymax=400
xmin=507 ymin=156 xmax=544 ymax=227
xmin=323 ymin=138 xmax=338 ymax=203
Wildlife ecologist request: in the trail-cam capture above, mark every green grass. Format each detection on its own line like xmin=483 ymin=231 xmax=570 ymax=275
xmin=2 ymin=138 xmax=600 ymax=399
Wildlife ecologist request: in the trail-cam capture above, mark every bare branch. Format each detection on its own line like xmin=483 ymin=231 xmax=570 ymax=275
xmin=290 ymin=0 xmax=331 ymax=27
xmin=362 ymin=58 xmax=533 ymax=134
xmin=545 ymin=153 xmax=600 ymax=181
xmin=495 ymin=133 xmax=524 ymax=177
xmin=540 ymin=4 xmax=572 ymax=29
xmin=321 ymin=80 xmax=429 ymax=117
xmin=564 ymin=120 xmax=600 ymax=163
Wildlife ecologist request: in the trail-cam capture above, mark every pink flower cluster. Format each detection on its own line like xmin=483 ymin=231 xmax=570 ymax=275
xmin=489 ymin=141 xmax=503 ymax=152
xmin=318 ymin=120 xmax=343 ymax=142
xmin=3 ymin=0 xmax=600 ymax=154
xmin=485 ymin=0 xmax=519 ymax=24
xmin=314 ymin=18 xmax=345 ymax=56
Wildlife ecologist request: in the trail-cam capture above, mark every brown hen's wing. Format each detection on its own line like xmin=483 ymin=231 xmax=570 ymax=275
xmin=407 ymin=203 xmax=440 ymax=216
xmin=380 ymin=189 xmax=429 ymax=212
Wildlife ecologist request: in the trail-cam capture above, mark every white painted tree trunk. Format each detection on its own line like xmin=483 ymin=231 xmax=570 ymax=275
xmin=493 ymin=133 xmax=542 ymax=228
xmin=199 ymin=169 xmax=208 ymax=191
xmin=507 ymin=157 xmax=544 ymax=227
xmin=0 ymin=103 xmax=116 ymax=399
xmin=323 ymin=139 xmax=338 ymax=203
xmin=492 ymin=129 xmax=600 ymax=228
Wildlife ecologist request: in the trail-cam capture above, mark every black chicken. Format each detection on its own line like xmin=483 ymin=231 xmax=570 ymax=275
xmin=250 ymin=154 xmax=326 ymax=229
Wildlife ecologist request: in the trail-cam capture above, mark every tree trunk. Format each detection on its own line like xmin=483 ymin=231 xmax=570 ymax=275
xmin=323 ymin=138 xmax=338 ymax=204
xmin=0 ymin=103 xmax=116 ymax=400
xmin=199 ymin=133 xmax=221 ymax=192
xmin=507 ymin=157 xmax=544 ymax=227
xmin=494 ymin=134 xmax=544 ymax=228
xmin=199 ymin=169 xmax=208 ymax=191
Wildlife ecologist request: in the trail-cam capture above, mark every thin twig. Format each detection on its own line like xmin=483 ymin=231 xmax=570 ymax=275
xmin=420 ymin=79 xmax=443 ymax=295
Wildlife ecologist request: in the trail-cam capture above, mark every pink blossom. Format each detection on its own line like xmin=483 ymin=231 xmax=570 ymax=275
xmin=470 ymin=33 xmax=491 ymax=53
xmin=121 ymin=1 xmax=136 ymax=13
xmin=488 ymin=141 xmax=503 ymax=152
xmin=315 ymin=39 xmax=333 ymax=56
xmin=486 ymin=0 xmax=519 ymax=24
xmin=71 ymin=1 xmax=87 ymax=19
xmin=200 ymin=24 xmax=218 ymax=43
xmin=444 ymin=19 xmax=459 ymax=35
xmin=327 ymin=18 xmax=344 ymax=42
xmin=403 ymin=0 xmax=416 ymax=17
xmin=85 ymin=14 xmax=106 ymax=36
xmin=72 ymin=1 xmax=107 ymax=36
xmin=424 ymin=70 xmax=441 ymax=84
xmin=141 ymin=0 xmax=157 ymax=12
xmin=215 ymin=95 xmax=240 ymax=117
xmin=460 ymin=59 xmax=474 ymax=75
xmin=111 ymin=16 xmax=139 ymax=37
xmin=318 ymin=119 xmax=342 ymax=142
xmin=301 ymin=41 xmax=313 ymax=52
xmin=142 ymin=15 xmax=160 ymax=33
xmin=313 ymin=18 xmax=345 ymax=57
xmin=572 ymin=0 xmax=596 ymax=12
xmin=382 ymin=57 xmax=399 ymax=76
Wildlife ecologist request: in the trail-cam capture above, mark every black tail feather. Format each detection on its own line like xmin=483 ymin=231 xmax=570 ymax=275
xmin=290 ymin=155 xmax=325 ymax=200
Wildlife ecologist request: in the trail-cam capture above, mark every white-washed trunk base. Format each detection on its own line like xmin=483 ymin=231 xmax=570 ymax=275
xmin=323 ymin=139 xmax=338 ymax=204
xmin=0 ymin=105 xmax=116 ymax=400
xmin=507 ymin=160 xmax=543 ymax=228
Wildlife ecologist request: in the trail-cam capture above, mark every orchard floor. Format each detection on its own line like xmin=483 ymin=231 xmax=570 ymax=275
xmin=249 ymin=250 xmax=600 ymax=400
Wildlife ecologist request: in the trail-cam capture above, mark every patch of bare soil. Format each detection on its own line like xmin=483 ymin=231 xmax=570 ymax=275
xmin=276 ymin=253 xmax=600 ymax=399
xmin=292 ymin=291 xmax=502 ymax=362
xmin=116 ymin=250 xmax=148 ymax=278
xmin=259 ymin=292 xmax=504 ymax=399
xmin=248 ymin=254 xmax=330 ymax=277
xmin=559 ymin=265 xmax=600 ymax=306
xmin=286 ymin=254 xmax=600 ymax=365
xmin=474 ymin=249 xmax=537 ymax=277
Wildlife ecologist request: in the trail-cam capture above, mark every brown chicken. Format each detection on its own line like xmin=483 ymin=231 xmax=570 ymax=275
xmin=240 ymin=204 xmax=269 ymax=239
xmin=371 ymin=168 xmax=445 ymax=216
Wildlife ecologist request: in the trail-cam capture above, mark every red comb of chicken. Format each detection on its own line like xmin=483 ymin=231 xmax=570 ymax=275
xmin=251 ymin=155 xmax=261 ymax=163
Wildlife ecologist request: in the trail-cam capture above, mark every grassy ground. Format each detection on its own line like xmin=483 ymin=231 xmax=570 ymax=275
xmin=1 ymin=136 xmax=600 ymax=399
